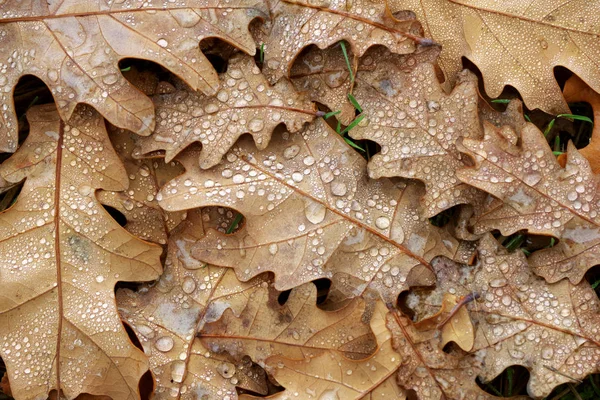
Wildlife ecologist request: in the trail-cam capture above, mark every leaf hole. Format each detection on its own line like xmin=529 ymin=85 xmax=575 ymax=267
xmin=493 ymin=230 xmax=557 ymax=255
xmin=277 ymin=289 xmax=292 ymax=306
xmin=312 ymin=278 xmax=331 ymax=305
xmin=138 ymin=369 xmax=154 ymax=400
xmin=585 ymin=264 xmax=600 ymax=298
xmin=200 ymin=38 xmax=239 ymax=73
xmin=102 ymin=204 xmax=127 ymax=227
xmin=13 ymin=74 xmax=53 ymax=147
xmin=0 ymin=181 xmax=24 ymax=212
xmin=477 ymin=365 xmax=530 ymax=397
xmin=429 ymin=206 xmax=459 ymax=228
xmin=118 ymin=58 xmax=175 ymax=95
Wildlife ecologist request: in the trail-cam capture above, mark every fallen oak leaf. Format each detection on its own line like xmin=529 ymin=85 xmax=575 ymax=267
xmin=0 ymin=0 xmax=265 ymax=151
xmin=409 ymin=235 xmax=600 ymax=399
xmin=136 ymin=54 xmax=316 ymax=169
xmin=401 ymin=0 xmax=600 ymax=115
xmin=458 ymin=121 xmax=600 ymax=284
xmin=289 ymin=44 xmax=440 ymax=125
xmin=204 ymin=291 xmax=405 ymax=400
xmin=0 ymin=104 xmax=162 ymax=399
xmin=350 ymin=61 xmax=484 ymax=217
xmin=157 ymin=119 xmax=471 ymax=304
xmin=98 ymin=126 xmax=186 ymax=245
xmin=118 ymin=209 xmax=271 ymax=399
xmin=258 ymin=0 xmax=431 ymax=83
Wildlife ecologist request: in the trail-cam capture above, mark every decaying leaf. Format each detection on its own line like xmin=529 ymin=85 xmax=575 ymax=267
xmin=136 ymin=54 xmax=316 ymax=169
xmin=402 ymin=0 xmax=600 ymax=114
xmin=0 ymin=0 xmax=265 ymax=151
xmin=204 ymin=293 xmax=404 ymax=400
xmin=258 ymin=0 xmax=429 ymax=83
xmin=289 ymin=45 xmax=440 ymax=125
xmin=157 ymin=119 xmax=471 ymax=303
xmin=458 ymin=122 xmax=600 ymax=284
xmin=118 ymin=210 xmax=272 ymax=399
xmin=98 ymin=126 xmax=186 ymax=245
xmin=387 ymin=308 xmax=498 ymax=400
xmin=350 ymin=61 xmax=483 ymax=217
xmin=0 ymin=104 xmax=162 ymax=399
xmin=414 ymin=292 xmax=476 ymax=352
xmin=557 ymin=75 xmax=600 ymax=173
xmin=410 ymin=235 xmax=600 ymax=399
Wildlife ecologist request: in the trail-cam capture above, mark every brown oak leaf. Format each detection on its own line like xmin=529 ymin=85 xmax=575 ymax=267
xmin=350 ymin=61 xmax=483 ymax=217
xmin=136 ymin=54 xmax=316 ymax=169
xmin=401 ymin=0 xmax=600 ymax=114
xmin=458 ymin=121 xmax=600 ymax=284
xmin=0 ymin=0 xmax=265 ymax=151
xmin=0 ymin=104 xmax=162 ymax=399
xmin=157 ymin=119 xmax=471 ymax=303
xmin=118 ymin=209 xmax=271 ymax=399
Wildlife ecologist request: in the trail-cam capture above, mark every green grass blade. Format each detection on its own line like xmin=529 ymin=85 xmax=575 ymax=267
xmin=340 ymin=114 xmax=365 ymax=135
xmin=226 ymin=213 xmax=243 ymax=234
xmin=505 ymin=235 xmax=524 ymax=251
xmin=323 ymin=110 xmax=341 ymax=119
xmin=544 ymin=118 xmax=556 ymax=136
xmin=491 ymin=99 xmax=511 ymax=104
xmin=347 ymin=93 xmax=362 ymax=113
xmin=340 ymin=42 xmax=354 ymax=85
xmin=120 ymin=66 xmax=131 ymax=72
xmin=260 ymin=43 xmax=265 ymax=63
xmin=344 ymin=138 xmax=365 ymax=152
xmin=553 ymin=151 xmax=564 ymax=156
xmin=524 ymin=114 xmax=532 ymax=122
xmin=557 ymin=114 xmax=594 ymax=125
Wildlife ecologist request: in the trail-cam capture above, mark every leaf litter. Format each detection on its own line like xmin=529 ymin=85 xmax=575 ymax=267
xmin=1 ymin=1 xmax=600 ymax=399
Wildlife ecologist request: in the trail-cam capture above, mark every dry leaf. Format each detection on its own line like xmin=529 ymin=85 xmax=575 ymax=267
xmin=136 ymin=54 xmax=315 ymax=169
xmin=557 ymin=75 xmax=600 ymax=173
xmin=204 ymin=293 xmax=405 ymax=399
xmin=350 ymin=61 xmax=483 ymax=217
xmin=414 ymin=292 xmax=476 ymax=352
xmin=458 ymin=121 xmax=600 ymax=284
xmin=0 ymin=0 xmax=265 ymax=151
xmin=402 ymin=0 xmax=600 ymax=114
xmin=0 ymin=104 xmax=162 ymax=399
xmin=411 ymin=235 xmax=600 ymax=398
xmin=289 ymin=45 xmax=440 ymax=125
xmin=118 ymin=209 xmax=271 ymax=399
xmin=258 ymin=0 xmax=428 ymax=83
xmin=157 ymin=119 xmax=470 ymax=303
xmin=387 ymin=309 xmax=498 ymax=400
xmin=97 ymin=126 xmax=186 ymax=245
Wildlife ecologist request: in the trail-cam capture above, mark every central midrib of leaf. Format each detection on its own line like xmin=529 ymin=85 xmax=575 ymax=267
xmin=240 ymin=145 xmax=431 ymax=269
xmin=0 ymin=6 xmax=257 ymax=23
xmin=53 ymin=119 xmax=65 ymax=391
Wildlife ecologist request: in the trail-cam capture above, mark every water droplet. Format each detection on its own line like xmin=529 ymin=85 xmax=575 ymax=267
xmin=305 ymin=202 xmax=326 ymax=224
xmin=284 ymin=145 xmax=300 ymax=159
xmin=182 ymin=277 xmax=196 ymax=294
xmin=248 ymin=118 xmax=264 ymax=133
xmin=155 ymin=336 xmax=175 ymax=352
xmin=171 ymin=360 xmax=186 ymax=383
xmin=157 ymin=38 xmax=169 ymax=48
xmin=523 ymin=173 xmax=541 ymax=186
xmin=375 ymin=216 xmax=390 ymax=230
xmin=269 ymin=243 xmax=278 ymax=255
xmin=217 ymin=362 xmax=236 ymax=378
xmin=331 ymin=181 xmax=347 ymax=196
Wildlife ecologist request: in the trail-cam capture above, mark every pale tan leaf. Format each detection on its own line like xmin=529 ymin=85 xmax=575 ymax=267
xmin=350 ymin=61 xmax=483 ymax=217
xmin=259 ymin=0 xmax=430 ymax=83
xmin=157 ymin=119 xmax=471 ymax=303
xmin=0 ymin=0 xmax=265 ymax=151
xmin=411 ymin=235 xmax=600 ymax=398
xmin=289 ymin=45 xmax=440 ymax=125
xmin=97 ymin=126 xmax=186 ymax=245
xmin=0 ymin=104 xmax=162 ymax=399
xmin=402 ymin=0 xmax=600 ymax=114
xmin=386 ymin=307 xmax=498 ymax=400
xmin=117 ymin=209 xmax=270 ymax=399
xmin=205 ymin=291 xmax=405 ymax=400
xmin=136 ymin=54 xmax=316 ymax=169
xmin=458 ymin=122 xmax=600 ymax=284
